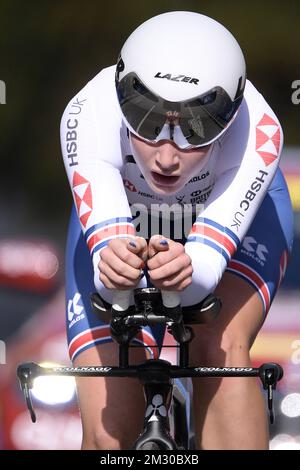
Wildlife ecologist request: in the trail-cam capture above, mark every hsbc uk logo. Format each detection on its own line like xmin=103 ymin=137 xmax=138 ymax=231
xmin=123 ymin=179 xmax=137 ymax=192
xmin=68 ymin=293 xmax=85 ymax=328
xmin=72 ymin=171 xmax=93 ymax=227
xmin=241 ymin=236 xmax=268 ymax=266
xmin=256 ymin=114 xmax=281 ymax=166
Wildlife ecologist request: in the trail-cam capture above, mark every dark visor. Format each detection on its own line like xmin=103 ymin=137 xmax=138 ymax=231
xmin=116 ymin=72 xmax=243 ymax=147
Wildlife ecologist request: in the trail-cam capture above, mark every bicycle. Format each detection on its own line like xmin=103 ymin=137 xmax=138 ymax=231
xmin=17 ymin=287 xmax=283 ymax=450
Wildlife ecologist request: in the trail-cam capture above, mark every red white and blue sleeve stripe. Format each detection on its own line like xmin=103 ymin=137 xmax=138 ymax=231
xmin=85 ymin=217 xmax=135 ymax=256
xmin=187 ymin=217 xmax=240 ymax=263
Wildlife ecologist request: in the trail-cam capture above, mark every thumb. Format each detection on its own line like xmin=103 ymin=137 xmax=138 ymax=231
xmin=136 ymin=236 xmax=148 ymax=263
xmin=127 ymin=237 xmax=148 ymax=260
xmin=148 ymin=235 xmax=169 ymax=258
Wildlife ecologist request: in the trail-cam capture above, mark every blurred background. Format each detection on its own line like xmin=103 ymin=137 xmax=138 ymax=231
xmin=0 ymin=0 xmax=299 ymax=450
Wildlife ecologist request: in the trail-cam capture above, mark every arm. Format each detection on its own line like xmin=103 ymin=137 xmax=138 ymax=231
xmin=60 ymin=69 xmax=138 ymax=302
xmin=181 ymin=83 xmax=283 ymax=306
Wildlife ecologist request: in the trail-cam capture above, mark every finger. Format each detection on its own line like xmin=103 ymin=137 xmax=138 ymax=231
xmin=99 ymin=261 xmax=141 ymax=286
xmin=99 ymin=272 xmax=136 ymax=290
xmin=157 ymin=265 xmax=193 ymax=287
xmin=148 ymin=253 xmax=192 ymax=280
xmin=161 ymin=277 xmax=193 ymax=292
xmin=99 ymin=256 xmax=142 ymax=282
xmin=149 ymin=266 xmax=193 ymax=291
xmin=147 ymin=244 xmax=187 ymax=270
xmin=105 ymin=240 xmax=144 ymax=269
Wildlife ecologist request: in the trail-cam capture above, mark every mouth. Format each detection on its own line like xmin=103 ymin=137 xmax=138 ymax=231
xmin=151 ymin=171 xmax=181 ymax=187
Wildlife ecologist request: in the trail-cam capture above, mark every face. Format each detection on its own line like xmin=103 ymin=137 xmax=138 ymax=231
xmin=130 ymin=134 xmax=212 ymax=195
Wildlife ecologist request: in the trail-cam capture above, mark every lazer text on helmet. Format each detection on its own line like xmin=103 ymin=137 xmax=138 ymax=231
xmin=154 ymin=72 xmax=199 ymax=85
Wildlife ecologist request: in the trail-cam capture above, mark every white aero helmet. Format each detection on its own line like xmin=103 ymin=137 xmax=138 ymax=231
xmin=115 ymin=11 xmax=246 ymax=148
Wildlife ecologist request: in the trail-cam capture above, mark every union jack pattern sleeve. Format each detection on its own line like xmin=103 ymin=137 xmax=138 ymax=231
xmin=60 ymin=67 xmax=135 ymax=298
xmin=180 ymin=81 xmax=283 ymax=306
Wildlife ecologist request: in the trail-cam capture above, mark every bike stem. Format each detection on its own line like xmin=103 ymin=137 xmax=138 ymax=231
xmin=133 ymin=359 xmax=178 ymax=450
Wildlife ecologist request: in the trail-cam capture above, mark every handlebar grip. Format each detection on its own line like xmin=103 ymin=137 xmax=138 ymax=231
xmin=161 ymin=290 xmax=180 ymax=308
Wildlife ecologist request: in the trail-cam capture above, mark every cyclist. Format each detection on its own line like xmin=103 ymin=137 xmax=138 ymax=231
xmin=60 ymin=11 xmax=293 ymax=450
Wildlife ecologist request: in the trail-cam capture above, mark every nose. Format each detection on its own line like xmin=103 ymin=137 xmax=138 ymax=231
xmin=154 ymin=142 xmax=180 ymax=173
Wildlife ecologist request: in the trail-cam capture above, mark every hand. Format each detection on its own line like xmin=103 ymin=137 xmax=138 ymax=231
xmin=98 ymin=237 xmax=147 ymax=290
xmin=166 ymin=110 xmax=180 ymax=126
xmin=147 ymin=235 xmax=193 ymax=291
